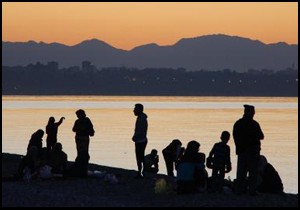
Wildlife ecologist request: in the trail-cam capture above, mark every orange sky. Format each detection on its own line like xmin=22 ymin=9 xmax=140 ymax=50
xmin=2 ymin=2 xmax=298 ymax=50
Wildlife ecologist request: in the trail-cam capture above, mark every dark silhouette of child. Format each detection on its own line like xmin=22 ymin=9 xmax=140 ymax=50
xmin=207 ymin=131 xmax=232 ymax=193
xmin=144 ymin=149 xmax=159 ymax=174
xmin=162 ymin=139 xmax=185 ymax=177
xmin=46 ymin=116 xmax=65 ymax=152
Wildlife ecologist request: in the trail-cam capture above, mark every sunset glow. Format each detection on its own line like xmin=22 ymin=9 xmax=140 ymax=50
xmin=2 ymin=2 xmax=298 ymax=50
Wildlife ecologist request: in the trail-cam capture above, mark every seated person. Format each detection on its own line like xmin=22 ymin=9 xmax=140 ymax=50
xmin=17 ymin=146 xmax=39 ymax=181
xmin=256 ymin=155 xmax=284 ymax=194
xmin=49 ymin=142 xmax=68 ymax=175
xmin=144 ymin=149 xmax=159 ymax=174
xmin=176 ymin=140 xmax=208 ymax=194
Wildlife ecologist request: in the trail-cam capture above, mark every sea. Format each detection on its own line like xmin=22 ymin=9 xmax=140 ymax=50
xmin=2 ymin=96 xmax=298 ymax=194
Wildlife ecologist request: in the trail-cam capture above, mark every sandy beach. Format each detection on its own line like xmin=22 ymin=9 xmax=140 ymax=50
xmin=2 ymin=153 xmax=298 ymax=207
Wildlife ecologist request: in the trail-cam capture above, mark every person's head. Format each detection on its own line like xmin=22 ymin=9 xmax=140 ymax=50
xmin=170 ymin=139 xmax=182 ymax=148
xmin=151 ymin=149 xmax=158 ymax=157
xmin=243 ymin=104 xmax=255 ymax=118
xmin=53 ymin=142 xmax=63 ymax=152
xmin=35 ymin=129 xmax=44 ymax=138
xmin=48 ymin=117 xmax=55 ymax=125
xmin=76 ymin=109 xmax=86 ymax=119
xmin=133 ymin=103 xmax=144 ymax=116
xmin=221 ymin=131 xmax=230 ymax=143
xmin=186 ymin=140 xmax=200 ymax=154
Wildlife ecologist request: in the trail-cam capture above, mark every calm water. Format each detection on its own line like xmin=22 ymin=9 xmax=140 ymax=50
xmin=2 ymin=96 xmax=298 ymax=193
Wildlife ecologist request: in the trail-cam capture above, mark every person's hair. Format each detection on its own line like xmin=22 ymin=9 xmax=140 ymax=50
xmin=221 ymin=131 xmax=230 ymax=141
xmin=76 ymin=109 xmax=86 ymax=118
xmin=48 ymin=117 xmax=55 ymax=125
xmin=170 ymin=139 xmax=182 ymax=148
xmin=53 ymin=142 xmax=63 ymax=152
xmin=186 ymin=140 xmax=200 ymax=154
xmin=134 ymin=103 xmax=144 ymax=112
xmin=151 ymin=149 xmax=158 ymax=156
xmin=36 ymin=129 xmax=44 ymax=138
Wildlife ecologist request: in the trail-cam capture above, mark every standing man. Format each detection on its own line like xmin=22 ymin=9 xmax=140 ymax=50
xmin=233 ymin=104 xmax=264 ymax=195
xmin=132 ymin=103 xmax=148 ymax=178
xmin=72 ymin=109 xmax=95 ymax=177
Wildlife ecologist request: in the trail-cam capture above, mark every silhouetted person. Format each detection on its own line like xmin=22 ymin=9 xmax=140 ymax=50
xmin=132 ymin=103 xmax=148 ymax=178
xmin=72 ymin=109 xmax=95 ymax=156
xmin=162 ymin=139 xmax=184 ymax=177
xmin=46 ymin=116 xmax=65 ymax=152
xmin=207 ymin=131 xmax=232 ymax=193
xmin=17 ymin=146 xmax=39 ymax=180
xmin=144 ymin=149 xmax=159 ymax=174
xmin=49 ymin=142 xmax=68 ymax=175
xmin=35 ymin=147 xmax=52 ymax=179
xmin=176 ymin=140 xmax=207 ymax=194
xmin=233 ymin=104 xmax=264 ymax=195
xmin=27 ymin=129 xmax=44 ymax=153
xmin=256 ymin=155 xmax=284 ymax=194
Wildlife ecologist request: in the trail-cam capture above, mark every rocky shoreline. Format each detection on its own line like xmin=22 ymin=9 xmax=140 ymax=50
xmin=2 ymin=153 xmax=298 ymax=207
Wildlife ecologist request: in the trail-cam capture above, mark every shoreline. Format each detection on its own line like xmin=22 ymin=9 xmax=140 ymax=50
xmin=2 ymin=153 xmax=298 ymax=207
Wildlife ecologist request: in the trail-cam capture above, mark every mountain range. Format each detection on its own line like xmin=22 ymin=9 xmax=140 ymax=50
xmin=2 ymin=34 xmax=298 ymax=72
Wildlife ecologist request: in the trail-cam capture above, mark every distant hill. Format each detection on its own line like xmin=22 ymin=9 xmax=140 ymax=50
xmin=2 ymin=34 xmax=298 ymax=72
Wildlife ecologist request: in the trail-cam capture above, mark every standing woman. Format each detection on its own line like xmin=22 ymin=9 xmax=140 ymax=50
xmin=46 ymin=116 xmax=65 ymax=152
xmin=72 ymin=109 xmax=95 ymax=156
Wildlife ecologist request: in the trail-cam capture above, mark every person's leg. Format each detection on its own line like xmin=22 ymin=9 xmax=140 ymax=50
xmin=140 ymin=141 xmax=147 ymax=176
xmin=135 ymin=142 xmax=147 ymax=177
xmin=46 ymin=139 xmax=51 ymax=152
xmin=211 ymin=167 xmax=218 ymax=192
xmin=163 ymin=152 xmax=174 ymax=176
xmin=236 ymin=154 xmax=248 ymax=194
xmin=218 ymin=167 xmax=226 ymax=193
xmin=248 ymin=153 xmax=260 ymax=195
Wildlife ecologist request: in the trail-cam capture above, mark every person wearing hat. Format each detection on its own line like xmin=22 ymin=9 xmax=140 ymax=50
xmin=233 ymin=104 xmax=264 ymax=195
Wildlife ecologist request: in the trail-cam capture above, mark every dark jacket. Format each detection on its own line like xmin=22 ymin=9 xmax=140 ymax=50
xmin=132 ymin=113 xmax=148 ymax=143
xmin=209 ymin=142 xmax=231 ymax=166
xmin=72 ymin=117 xmax=94 ymax=137
xmin=233 ymin=115 xmax=264 ymax=155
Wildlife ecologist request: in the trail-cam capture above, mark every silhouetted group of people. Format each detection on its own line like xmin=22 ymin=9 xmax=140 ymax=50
xmin=131 ymin=103 xmax=284 ymax=195
xmin=18 ymin=109 xmax=94 ymax=180
xmin=16 ymin=103 xmax=283 ymax=196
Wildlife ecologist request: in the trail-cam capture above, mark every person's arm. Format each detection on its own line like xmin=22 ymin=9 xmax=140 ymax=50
xmin=72 ymin=120 xmax=79 ymax=132
xmin=87 ymin=118 xmax=95 ymax=136
xmin=225 ymin=146 xmax=232 ymax=173
xmin=208 ymin=144 xmax=216 ymax=158
xmin=133 ymin=117 xmax=147 ymax=141
xmin=256 ymin=122 xmax=264 ymax=140
xmin=56 ymin=117 xmax=65 ymax=127
xmin=154 ymin=156 xmax=159 ymax=170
